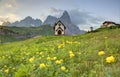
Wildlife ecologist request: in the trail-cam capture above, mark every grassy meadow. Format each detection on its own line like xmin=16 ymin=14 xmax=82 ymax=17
xmin=0 ymin=28 xmax=120 ymax=77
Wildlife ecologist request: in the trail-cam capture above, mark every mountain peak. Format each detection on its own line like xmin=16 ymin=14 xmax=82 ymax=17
xmin=43 ymin=15 xmax=57 ymax=26
xmin=47 ymin=15 xmax=54 ymax=18
xmin=63 ymin=10 xmax=69 ymax=15
xmin=60 ymin=11 xmax=71 ymax=22
xmin=24 ymin=16 xmax=33 ymax=20
xmin=59 ymin=10 xmax=84 ymax=35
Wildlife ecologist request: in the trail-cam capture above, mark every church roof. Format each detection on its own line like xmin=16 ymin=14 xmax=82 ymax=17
xmin=53 ymin=20 xmax=66 ymax=30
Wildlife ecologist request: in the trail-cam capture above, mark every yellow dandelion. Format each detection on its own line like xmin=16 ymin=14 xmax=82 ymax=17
xmin=29 ymin=57 xmax=35 ymax=63
xmin=4 ymin=69 xmax=9 ymax=73
xmin=47 ymin=57 xmax=51 ymax=60
xmin=70 ymin=53 xmax=75 ymax=58
xmin=69 ymin=51 xmax=73 ymax=54
xmin=4 ymin=65 xmax=7 ymax=67
xmin=25 ymin=52 xmax=30 ymax=55
xmin=78 ymin=52 xmax=81 ymax=55
xmin=69 ymin=51 xmax=75 ymax=58
xmin=66 ymin=41 xmax=72 ymax=44
xmin=36 ymin=52 xmax=39 ymax=55
xmin=39 ymin=52 xmax=43 ymax=55
xmin=106 ymin=56 xmax=115 ymax=63
xmin=61 ymin=66 xmax=66 ymax=71
xmin=57 ymin=43 xmax=65 ymax=49
xmin=58 ymin=45 xmax=61 ymax=49
xmin=74 ymin=41 xmax=80 ymax=44
xmin=60 ymin=59 xmax=64 ymax=62
xmin=98 ymin=51 xmax=105 ymax=56
xmin=40 ymin=63 xmax=46 ymax=69
xmin=104 ymin=37 xmax=108 ymax=39
xmin=56 ymin=60 xmax=61 ymax=65
xmin=51 ymin=57 xmax=57 ymax=60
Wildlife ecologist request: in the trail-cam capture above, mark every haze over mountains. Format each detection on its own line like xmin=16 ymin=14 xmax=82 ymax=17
xmin=6 ymin=11 xmax=85 ymax=35
xmin=8 ymin=16 xmax=42 ymax=27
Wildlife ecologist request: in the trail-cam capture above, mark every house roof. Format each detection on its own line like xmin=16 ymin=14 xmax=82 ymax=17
xmin=53 ymin=20 xmax=66 ymax=30
xmin=103 ymin=21 xmax=116 ymax=25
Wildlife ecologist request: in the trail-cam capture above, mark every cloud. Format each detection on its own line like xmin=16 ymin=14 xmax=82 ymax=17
xmin=69 ymin=9 xmax=104 ymax=26
xmin=48 ymin=8 xmax=104 ymax=30
xmin=49 ymin=7 xmax=64 ymax=17
xmin=68 ymin=9 xmax=104 ymax=30
xmin=0 ymin=0 xmax=20 ymax=25
xmin=0 ymin=0 xmax=18 ymax=10
xmin=49 ymin=7 xmax=63 ymax=13
xmin=5 ymin=3 xmax=13 ymax=8
xmin=40 ymin=13 xmax=46 ymax=22
xmin=0 ymin=13 xmax=21 ymax=25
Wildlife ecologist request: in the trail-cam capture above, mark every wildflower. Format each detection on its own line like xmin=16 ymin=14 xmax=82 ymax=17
xmin=40 ymin=63 xmax=46 ymax=69
xmin=0 ymin=70 xmax=2 ymax=72
xmin=78 ymin=52 xmax=81 ymax=55
xmin=4 ymin=69 xmax=9 ymax=73
xmin=69 ymin=51 xmax=73 ymax=54
xmin=56 ymin=60 xmax=61 ymax=65
xmin=29 ymin=57 xmax=35 ymax=63
xmin=12 ymin=68 xmax=15 ymax=70
xmin=98 ymin=51 xmax=105 ymax=56
xmin=61 ymin=66 xmax=66 ymax=71
xmin=46 ymin=64 xmax=50 ymax=67
xmin=73 ymin=41 xmax=80 ymax=44
xmin=69 ymin=53 xmax=75 ymax=58
xmin=66 ymin=41 xmax=72 ymax=44
xmin=60 ymin=59 xmax=64 ymax=62
xmin=25 ymin=52 xmax=30 ymax=55
xmin=36 ymin=52 xmax=39 ymax=55
xmin=58 ymin=45 xmax=61 ymax=49
xmin=51 ymin=57 xmax=57 ymax=60
xmin=8 ymin=56 xmax=11 ymax=59
xmin=57 ymin=43 xmax=65 ymax=49
xmin=104 ymin=37 xmax=108 ymax=39
xmin=40 ymin=52 xmax=43 ymax=55
xmin=4 ymin=65 xmax=7 ymax=67
xmin=42 ymin=55 xmax=44 ymax=58
xmin=106 ymin=56 xmax=115 ymax=63
xmin=47 ymin=56 xmax=51 ymax=60
xmin=69 ymin=51 xmax=75 ymax=58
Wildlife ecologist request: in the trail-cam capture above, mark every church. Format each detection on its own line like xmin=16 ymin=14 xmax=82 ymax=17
xmin=53 ymin=20 xmax=66 ymax=35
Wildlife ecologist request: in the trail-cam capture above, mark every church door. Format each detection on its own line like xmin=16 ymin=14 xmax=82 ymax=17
xmin=58 ymin=30 xmax=62 ymax=35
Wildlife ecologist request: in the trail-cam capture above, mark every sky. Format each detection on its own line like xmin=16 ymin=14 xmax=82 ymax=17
xmin=0 ymin=0 xmax=120 ymax=30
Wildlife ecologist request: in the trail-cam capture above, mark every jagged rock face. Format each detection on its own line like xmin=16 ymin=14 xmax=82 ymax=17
xmin=42 ymin=15 xmax=58 ymax=26
xmin=43 ymin=11 xmax=85 ymax=35
xmin=6 ymin=11 xmax=85 ymax=35
xmin=59 ymin=11 xmax=85 ymax=35
xmin=8 ymin=16 xmax=42 ymax=27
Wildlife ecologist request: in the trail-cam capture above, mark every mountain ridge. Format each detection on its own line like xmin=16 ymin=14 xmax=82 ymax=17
xmin=4 ymin=11 xmax=86 ymax=35
xmin=7 ymin=16 xmax=42 ymax=27
xmin=42 ymin=15 xmax=57 ymax=26
xmin=43 ymin=11 xmax=86 ymax=35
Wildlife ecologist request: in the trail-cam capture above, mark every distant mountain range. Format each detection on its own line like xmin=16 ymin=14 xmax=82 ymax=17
xmin=6 ymin=11 xmax=86 ymax=35
xmin=8 ymin=16 xmax=42 ymax=27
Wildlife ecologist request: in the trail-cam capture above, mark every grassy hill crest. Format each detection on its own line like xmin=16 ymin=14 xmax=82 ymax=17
xmin=0 ymin=28 xmax=120 ymax=77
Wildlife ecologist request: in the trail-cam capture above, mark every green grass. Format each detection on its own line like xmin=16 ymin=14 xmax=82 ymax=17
xmin=0 ymin=28 xmax=120 ymax=77
xmin=0 ymin=25 xmax=54 ymax=43
xmin=6 ymin=25 xmax=54 ymax=35
xmin=0 ymin=34 xmax=20 ymax=43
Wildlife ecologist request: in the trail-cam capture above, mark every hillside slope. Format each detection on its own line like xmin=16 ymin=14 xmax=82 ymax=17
xmin=0 ymin=29 xmax=120 ymax=77
xmin=0 ymin=25 xmax=54 ymax=43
